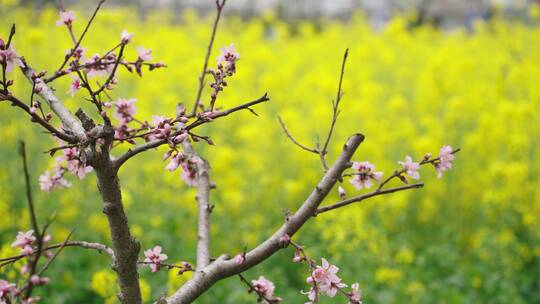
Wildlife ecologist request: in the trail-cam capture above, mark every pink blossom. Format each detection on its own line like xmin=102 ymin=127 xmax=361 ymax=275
xmin=62 ymin=147 xmax=92 ymax=179
xmin=180 ymin=159 xmax=198 ymax=187
xmin=143 ymin=245 xmax=168 ymax=273
xmin=165 ymin=153 xmax=182 ymax=172
xmin=349 ymin=161 xmax=383 ymax=190
xmin=39 ymin=169 xmax=71 ymax=192
xmin=56 ymin=11 xmax=75 ymax=26
xmin=114 ymin=124 xmax=134 ymax=143
xmin=84 ymin=53 xmax=115 ymax=78
xmin=172 ymin=133 xmax=188 ymax=145
xmin=0 ymin=279 xmax=16 ymax=298
xmin=114 ymin=98 xmax=137 ymax=124
xmin=121 ymin=30 xmax=133 ymax=44
xmin=399 ymin=156 xmax=420 ymax=180
xmin=435 ymin=145 xmax=455 ymax=178
xmin=0 ymin=46 xmax=23 ymax=72
xmin=137 ymin=47 xmax=152 ymax=61
xmin=21 ymin=263 xmax=30 ymax=274
xmin=68 ymin=75 xmax=82 ymax=97
xmin=146 ymin=116 xmax=172 ymax=140
xmin=21 ymin=245 xmax=34 ymax=255
xmin=306 ymin=258 xmax=347 ymax=298
xmin=65 ymin=45 xmax=86 ymax=60
xmin=301 ymin=287 xmax=319 ymax=303
xmin=348 ymin=282 xmax=362 ymax=304
xmin=251 ymin=276 xmax=276 ymax=299
xmin=217 ymin=43 xmax=240 ymax=74
xmin=12 ymin=230 xmax=36 ymax=248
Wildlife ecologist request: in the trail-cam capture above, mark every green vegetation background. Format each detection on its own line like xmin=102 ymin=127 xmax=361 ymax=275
xmin=1 ymin=3 xmax=540 ymax=303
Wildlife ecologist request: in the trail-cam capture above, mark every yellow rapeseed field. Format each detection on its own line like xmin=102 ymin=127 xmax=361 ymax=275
xmin=1 ymin=2 xmax=540 ymax=303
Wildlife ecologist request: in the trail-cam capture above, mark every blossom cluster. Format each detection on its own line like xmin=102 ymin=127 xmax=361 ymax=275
xmin=39 ymin=146 xmax=92 ymax=192
xmin=347 ymin=145 xmax=456 ymax=192
xmin=52 ymin=11 xmax=164 ymax=99
xmin=1 ymin=230 xmax=53 ymax=303
xmin=302 ymin=258 xmax=361 ymax=304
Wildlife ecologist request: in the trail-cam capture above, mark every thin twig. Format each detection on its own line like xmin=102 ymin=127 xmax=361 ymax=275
xmin=95 ymin=43 xmax=125 ymax=95
xmin=19 ymin=142 xmax=40 ymax=237
xmin=191 ymin=0 xmax=227 ymax=116
xmin=277 ymin=116 xmax=319 ymax=154
xmin=320 ymin=48 xmax=349 ymax=171
xmin=19 ymin=141 xmax=44 ymax=299
xmin=36 ymin=230 xmax=74 ymax=276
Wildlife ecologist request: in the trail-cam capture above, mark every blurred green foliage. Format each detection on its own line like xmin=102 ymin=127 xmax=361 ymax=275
xmin=1 ymin=3 xmax=540 ymax=303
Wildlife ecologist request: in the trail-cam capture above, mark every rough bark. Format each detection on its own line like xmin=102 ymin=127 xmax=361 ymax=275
xmin=94 ymin=158 xmax=141 ymax=304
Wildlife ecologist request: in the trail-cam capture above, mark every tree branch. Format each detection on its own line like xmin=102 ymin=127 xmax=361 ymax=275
xmin=182 ymin=142 xmax=213 ymax=270
xmin=316 ymin=183 xmax=424 ymax=215
xmin=164 ymin=133 xmax=364 ymax=303
xmin=93 ymin=153 xmax=141 ymax=304
xmin=0 ymin=94 xmax=77 ymax=143
xmin=19 ymin=59 xmax=87 ymax=141
xmin=0 ymin=241 xmax=114 ymax=267
xmin=112 ymin=93 xmax=269 ymax=170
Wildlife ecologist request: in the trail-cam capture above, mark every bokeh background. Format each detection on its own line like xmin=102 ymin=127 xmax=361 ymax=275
xmin=1 ymin=0 xmax=540 ymax=303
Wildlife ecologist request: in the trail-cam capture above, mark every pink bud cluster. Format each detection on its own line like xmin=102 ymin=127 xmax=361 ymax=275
xmin=209 ymin=44 xmax=240 ymax=99
xmin=143 ymin=246 xmax=168 ymax=273
xmin=12 ymin=230 xmax=37 ymax=255
xmin=399 ymin=156 xmax=420 ymax=180
xmin=39 ymin=146 xmax=92 ymax=192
